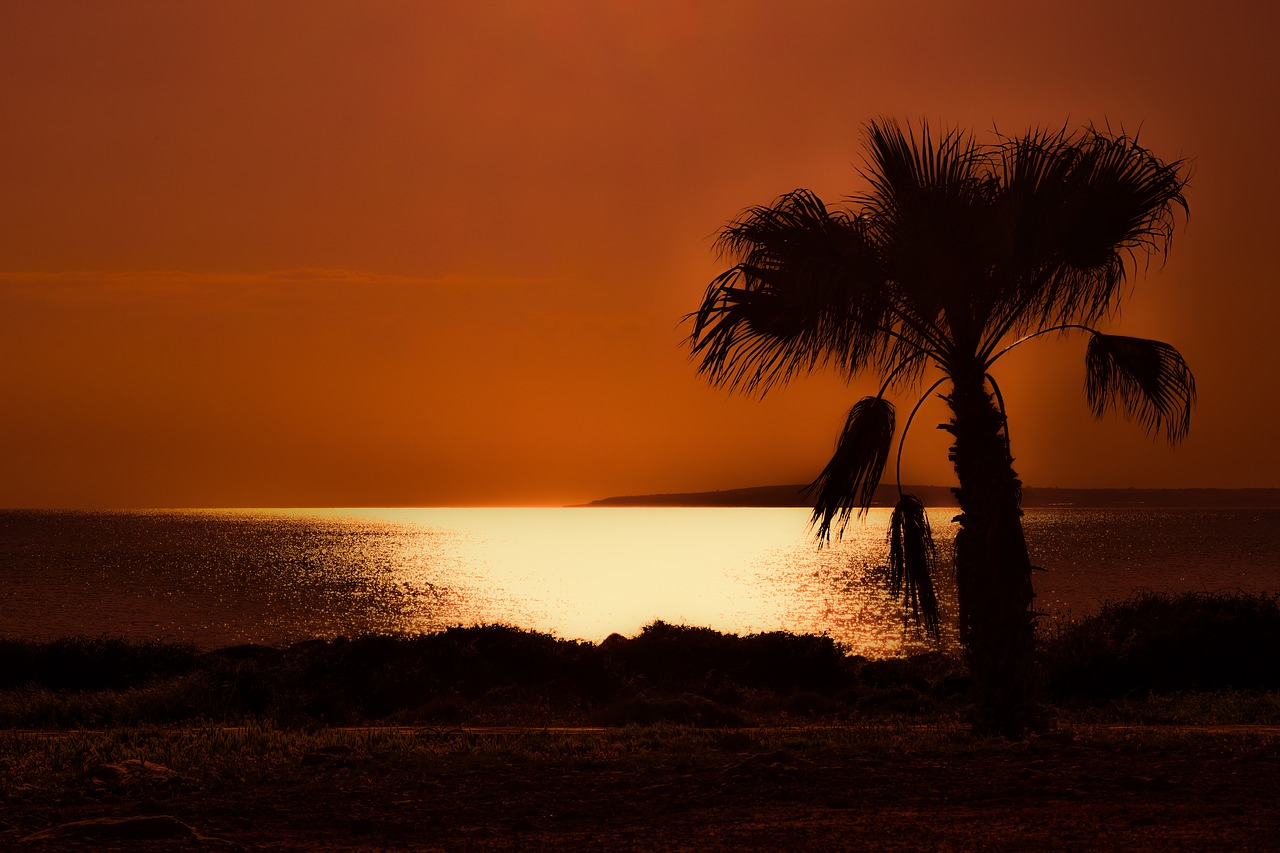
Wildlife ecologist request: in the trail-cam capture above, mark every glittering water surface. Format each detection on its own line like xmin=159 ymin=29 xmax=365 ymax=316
xmin=2 ymin=507 xmax=1278 ymax=657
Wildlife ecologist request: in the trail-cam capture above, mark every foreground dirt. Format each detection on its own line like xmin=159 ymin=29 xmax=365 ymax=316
xmin=5 ymin=724 xmax=1280 ymax=851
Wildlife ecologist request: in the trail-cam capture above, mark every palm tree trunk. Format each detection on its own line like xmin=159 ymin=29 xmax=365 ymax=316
xmin=943 ymin=369 xmax=1038 ymax=735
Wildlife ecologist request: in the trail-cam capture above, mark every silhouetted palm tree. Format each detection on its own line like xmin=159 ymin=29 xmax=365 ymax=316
xmin=689 ymin=119 xmax=1194 ymax=735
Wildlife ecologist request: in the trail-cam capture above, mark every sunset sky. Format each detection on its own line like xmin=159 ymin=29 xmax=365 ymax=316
xmin=2 ymin=0 xmax=1277 ymax=508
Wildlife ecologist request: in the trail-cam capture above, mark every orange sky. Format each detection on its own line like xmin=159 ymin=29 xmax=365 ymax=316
xmin=2 ymin=0 xmax=1277 ymax=508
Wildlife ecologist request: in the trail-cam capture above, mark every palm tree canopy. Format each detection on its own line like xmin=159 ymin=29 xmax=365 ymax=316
xmin=689 ymin=119 xmax=1193 ymax=725
xmin=690 ymin=118 xmax=1193 ymax=551
xmin=690 ymin=119 xmax=1191 ymax=395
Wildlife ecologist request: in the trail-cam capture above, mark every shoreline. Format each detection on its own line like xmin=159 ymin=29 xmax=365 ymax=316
xmin=4 ymin=591 xmax=1279 ymax=730
xmin=582 ymin=484 xmax=1280 ymax=508
xmin=5 ymin=592 xmax=1280 ymax=845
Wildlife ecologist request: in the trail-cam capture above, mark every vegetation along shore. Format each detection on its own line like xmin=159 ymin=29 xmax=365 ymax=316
xmin=3 ymin=591 xmax=1280 ymax=848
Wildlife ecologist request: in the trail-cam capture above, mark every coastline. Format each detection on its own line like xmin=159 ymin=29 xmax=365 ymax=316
xmin=582 ymin=484 xmax=1280 ymax=509
xmin=5 ymin=591 xmax=1280 ymax=848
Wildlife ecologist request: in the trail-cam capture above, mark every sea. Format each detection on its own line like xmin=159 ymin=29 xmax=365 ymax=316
xmin=2 ymin=506 xmax=1278 ymax=658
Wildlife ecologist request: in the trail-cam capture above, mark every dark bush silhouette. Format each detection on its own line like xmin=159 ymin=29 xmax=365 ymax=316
xmin=601 ymin=621 xmax=852 ymax=694
xmin=1039 ymin=591 xmax=1280 ymax=699
xmin=5 ymin=594 xmax=1277 ymax=728
xmin=0 ymin=637 xmax=196 ymax=690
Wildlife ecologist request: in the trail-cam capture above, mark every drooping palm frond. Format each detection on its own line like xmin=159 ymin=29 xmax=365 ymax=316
xmin=688 ymin=190 xmax=890 ymax=393
xmin=808 ymin=396 xmax=894 ymax=541
xmin=1085 ymin=333 xmax=1196 ymax=443
xmin=886 ymin=493 xmax=940 ymax=638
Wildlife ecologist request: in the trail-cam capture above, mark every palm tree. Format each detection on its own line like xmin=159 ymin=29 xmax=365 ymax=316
xmin=688 ymin=119 xmax=1194 ymax=735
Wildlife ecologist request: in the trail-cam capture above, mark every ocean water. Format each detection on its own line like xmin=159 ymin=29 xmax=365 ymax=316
xmin=2 ymin=507 xmax=1277 ymax=657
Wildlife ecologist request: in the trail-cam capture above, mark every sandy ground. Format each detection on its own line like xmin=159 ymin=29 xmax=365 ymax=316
xmin=6 ymin=724 xmax=1280 ymax=850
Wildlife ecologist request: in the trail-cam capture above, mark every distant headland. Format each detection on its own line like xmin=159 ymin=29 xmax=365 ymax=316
xmin=582 ymin=484 xmax=1280 ymax=509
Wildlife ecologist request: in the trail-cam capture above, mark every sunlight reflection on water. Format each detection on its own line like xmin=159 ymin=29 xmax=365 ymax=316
xmin=342 ymin=507 xmax=960 ymax=657
xmin=2 ymin=507 xmax=1277 ymax=657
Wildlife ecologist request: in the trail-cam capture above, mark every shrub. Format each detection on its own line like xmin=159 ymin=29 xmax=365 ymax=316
xmin=601 ymin=621 xmax=853 ymax=693
xmin=0 ymin=637 xmax=197 ymax=691
xmin=1038 ymin=590 xmax=1280 ymax=699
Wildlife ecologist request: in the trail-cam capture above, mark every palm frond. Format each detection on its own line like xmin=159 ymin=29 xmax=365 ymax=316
xmin=979 ymin=126 xmax=1191 ymax=356
xmin=860 ymin=118 xmax=988 ymax=209
xmin=855 ymin=119 xmax=995 ymax=331
xmin=808 ymin=396 xmax=895 ymax=541
xmin=886 ymin=493 xmax=941 ymax=638
xmin=1085 ymin=333 xmax=1196 ymax=443
xmin=981 ymin=126 xmax=1080 ymax=335
xmin=688 ymin=190 xmax=890 ymax=393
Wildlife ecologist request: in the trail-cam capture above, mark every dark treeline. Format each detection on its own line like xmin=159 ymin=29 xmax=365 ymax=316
xmin=2 ymin=591 xmax=1278 ymax=729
